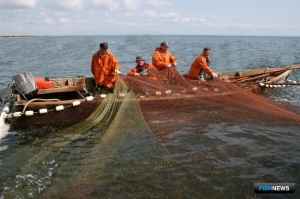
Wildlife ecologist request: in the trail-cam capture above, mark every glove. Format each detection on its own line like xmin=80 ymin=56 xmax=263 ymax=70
xmin=211 ymin=72 xmax=218 ymax=79
xmin=134 ymin=73 xmax=140 ymax=76
xmin=171 ymin=62 xmax=177 ymax=67
xmin=115 ymin=70 xmax=121 ymax=74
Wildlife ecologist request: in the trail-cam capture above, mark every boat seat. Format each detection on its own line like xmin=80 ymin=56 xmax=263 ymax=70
xmin=37 ymin=86 xmax=80 ymax=94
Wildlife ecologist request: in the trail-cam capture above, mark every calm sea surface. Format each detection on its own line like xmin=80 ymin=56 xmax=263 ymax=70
xmin=0 ymin=35 xmax=300 ymax=198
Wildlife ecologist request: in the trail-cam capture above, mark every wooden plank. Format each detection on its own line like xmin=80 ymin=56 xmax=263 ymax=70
xmin=14 ymin=99 xmax=86 ymax=111
xmin=265 ymin=70 xmax=293 ymax=84
xmin=37 ymin=86 xmax=79 ymax=94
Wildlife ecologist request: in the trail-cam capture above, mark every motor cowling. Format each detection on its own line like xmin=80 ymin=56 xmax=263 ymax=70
xmin=12 ymin=72 xmax=37 ymax=100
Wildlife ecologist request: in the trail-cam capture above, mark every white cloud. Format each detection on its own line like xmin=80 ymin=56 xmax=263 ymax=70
xmin=44 ymin=18 xmax=53 ymax=24
xmin=0 ymin=0 xmax=37 ymax=9
xmin=123 ymin=0 xmax=138 ymax=10
xmin=54 ymin=11 xmax=66 ymax=17
xmin=37 ymin=11 xmax=47 ymax=18
xmin=141 ymin=10 xmax=157 ymax=18
xmin=161 ymin=12 xmax=178 ymax=19
xmin=181 ymin=17 xmax=206 ymax=23
xmin=0 ymin=0 xmax=299 ymax=36
xmin=124 ymin=12 xmax=134 ymax=18
xmin=77 ymin=19 xmax=89 ymax=24
xmin=207 ymin=22 xmax=289 ymax=30
xmin=59 ymin=17 xmax=69 ymax=24
xmin=93 ymin=0 xmax=119 ymax=12
xmin=44 ymin=0 xmax=83 ymax=11
xmin=148 ymin=0 xmax=172 ymax=7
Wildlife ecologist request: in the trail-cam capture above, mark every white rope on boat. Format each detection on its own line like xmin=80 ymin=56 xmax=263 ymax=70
xmin=22 ymin=98 xmax=61 ymax=113
xmin=1 ymin=94 xmax=105 ymax=119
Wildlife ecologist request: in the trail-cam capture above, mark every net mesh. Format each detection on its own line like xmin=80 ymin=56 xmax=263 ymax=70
xmin=122 ymin=67 xmax=300 ymax=133
xmin=13 ymin=67 xmax=300 ymax=198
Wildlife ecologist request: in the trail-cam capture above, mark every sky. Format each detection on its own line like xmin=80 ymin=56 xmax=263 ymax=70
xmin=0 ymin=0 xmax=300 ymax=36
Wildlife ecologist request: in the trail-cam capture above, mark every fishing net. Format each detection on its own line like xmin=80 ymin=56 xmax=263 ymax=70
xmin=8 ymin=67 xmax=300 ymax=198
xmin=120 ymin=67 xmax=300 ymax=133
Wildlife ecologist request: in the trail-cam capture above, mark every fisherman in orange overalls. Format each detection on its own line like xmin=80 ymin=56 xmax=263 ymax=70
xmin=127 ymin=56 xmax=160 ymax=82
xmin=187 ymin=47 xmax=218 ymax=80
xmin=152 ymin=42 xmax=177 ymax=71
xmin=91 ymin=42 xmax=121 ymax=93
xmin=127 ymin=56 xmax=156 ymax=76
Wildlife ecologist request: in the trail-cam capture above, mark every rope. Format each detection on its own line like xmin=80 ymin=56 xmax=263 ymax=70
xmin=22 ymin=98 xmax=60 ymax=113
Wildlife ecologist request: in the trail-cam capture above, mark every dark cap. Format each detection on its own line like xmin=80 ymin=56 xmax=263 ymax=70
xmin=136 ymin=56 xmax=144 ymax=61
xmin=100 ymin=42 xmax=109 ymax=49
xmin=160 ymin=42 xmax=169 ymax=47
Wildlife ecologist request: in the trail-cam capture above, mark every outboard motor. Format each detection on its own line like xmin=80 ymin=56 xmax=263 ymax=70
xmin=12 ymin=72 xmax=37 ymax=100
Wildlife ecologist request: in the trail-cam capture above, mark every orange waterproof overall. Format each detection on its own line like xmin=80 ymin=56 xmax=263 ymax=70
xmin=187 ymin=54 xmax=213 ymax=80
xmin=152 ymin=48 xmax=177 ymax=71
xmin=91 ymin=51 xmax=120 ymax=88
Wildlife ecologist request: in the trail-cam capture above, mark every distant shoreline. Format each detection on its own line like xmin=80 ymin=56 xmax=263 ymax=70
xmin=0 ymin=36 xmax=39 ymax=38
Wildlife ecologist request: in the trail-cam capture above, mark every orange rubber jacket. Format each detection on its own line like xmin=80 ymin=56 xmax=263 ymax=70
xmin=91 ymin=51 xmax=120 ymax=88
xmin=187 ymin=54 xmax=213 ymax=80
xmin=127 ymin=63 xmax=155 ymax=76
xmin=152 ymin=48 xmax=177 ymax=71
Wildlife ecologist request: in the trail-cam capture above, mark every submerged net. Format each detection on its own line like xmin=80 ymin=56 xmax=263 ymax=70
xmin=12 ymin=67 xmax=300 ymax=198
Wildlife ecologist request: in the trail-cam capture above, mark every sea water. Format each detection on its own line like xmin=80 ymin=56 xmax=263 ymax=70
xmin=0 ymin=35 xmax=300 ymax=198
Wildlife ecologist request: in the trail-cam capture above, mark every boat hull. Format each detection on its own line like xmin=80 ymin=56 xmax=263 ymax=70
xmin=10 ymin=97 xmax=103 ymax=128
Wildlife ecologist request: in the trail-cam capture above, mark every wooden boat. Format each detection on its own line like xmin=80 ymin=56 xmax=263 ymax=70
xmin=217 ymin=65 xmax=298 ymax=86
xmin=0 ymin=65 xmax=299 ymax=128
xmin=0 ymin=73 xmax=105 ymax=128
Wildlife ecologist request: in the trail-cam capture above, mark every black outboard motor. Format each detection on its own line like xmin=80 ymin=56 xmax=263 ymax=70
xmin=12 ymin=72 xmax=37 ymax=100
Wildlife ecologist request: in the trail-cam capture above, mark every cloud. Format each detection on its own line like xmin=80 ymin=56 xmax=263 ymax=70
xmin=44 ymin=18 xmax=53 ymax=24
xmin=160 ymin=12 xmax=206 ymax=24
xmin=54 ymin=11 xmax=66 ymax=17
xmin=207 ymin=22 xmax=292 ymax=30
xmin=37 ymin=11 xmax=47 ymax=18
xmin=147 ymin=0 xmax=172 ymax=7
xmin=43 ymin=0 xmax=83 ymax=11
xmin=92 ymin=0 xmax=119 ymax=12
xmin=59 ymin=17 xmax=69 ymax=24
xmin=0 ymin=0 xmax=37 ymax=9
xmin=24 ymin=15 xmax=53 ymax=25
xmin=123 ymin=0 xmax=139 ymax=10
xmin=161 ymin=12 xmax=178 ymax=19
xmin=181 ymin=17 xmax=206 ymax=23
xmin=141 ymin=10 xmax=158 ymax=18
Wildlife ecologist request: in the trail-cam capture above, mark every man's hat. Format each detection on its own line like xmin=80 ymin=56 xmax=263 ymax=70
xmin=100 ymin=42 xmax=109 ymax=49
xmin=160 ymin=42 xmax=169 ymax=47
xmin=136 ymin=56 xmax=144 ymax=61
